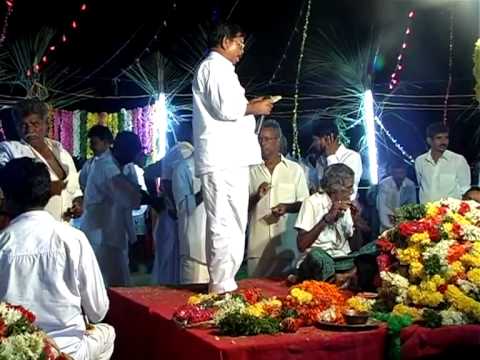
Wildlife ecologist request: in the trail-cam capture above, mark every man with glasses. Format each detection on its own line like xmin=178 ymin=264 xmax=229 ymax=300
xmin=192 ymin=23 xmax=276 ymax=293
xmin=247 ymin=120 xmax=309 ymax=277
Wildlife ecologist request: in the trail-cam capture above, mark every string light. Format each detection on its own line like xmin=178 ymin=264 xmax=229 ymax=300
xmin=363 ymin=90 xmax=378 ymax=184
xmin=374 ymin=116 xmax=414 ymax=163
xmin=27 ymin=3 xmax=89 ymax=76
xmin=0 ymin=0 xmax=15 ymax=47
xmin=443 ymin=9 xmax=454 ymax=125
xmin=267 ymin=2 xmax=306 ymax=86
xmin=389 ymin=9 xmax=416 ymax=90
xmin=117 ymin=0 xmax=178 ymax=78
xmin=291 ymin=0 xmax=312 ymax=159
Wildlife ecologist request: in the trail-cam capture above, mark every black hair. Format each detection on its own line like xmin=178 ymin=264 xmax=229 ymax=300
xmin=464 ymin=186 xmax=480 ymax=197
xmin=0 ymin=157 xmax=51 ymax=210
xmin=389 ymin=159 xmax=408 ymax=171
xmin=207 ymin=23 xmax=245 ymax=48
xmin=87 ymin=125 xmax=114 ymax=144
xmin=312 ymin=120 xmax=339 ymax=138
xmin=13 ymin=98 xmax=49 ymax=123
xmin=426 ymin=122 xmax=449 ymax=139
xmin=113 ymin=131 xmax=142 ymax=154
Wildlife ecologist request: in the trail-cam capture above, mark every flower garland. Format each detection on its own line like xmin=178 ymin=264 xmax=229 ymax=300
xmin=377 ymin=198 xmax=480 ymax=327
xmin=0 ymin=302 xmax=68 ymax=359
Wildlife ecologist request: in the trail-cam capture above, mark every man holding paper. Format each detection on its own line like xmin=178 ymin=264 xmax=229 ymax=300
xmin=247 ymin=120 xmax=309 ymax=277
xmin=192 ymin=23 xmax=275 ymax=293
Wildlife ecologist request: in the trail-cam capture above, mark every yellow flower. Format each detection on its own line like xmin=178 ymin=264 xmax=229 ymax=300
xmin=442 ymin=223 xmax=456 ymax=239
xmin=430 ymin=275 xmax=446 ymax=287
xmin=445 ymin=285 xmax=480 ymax=321
xmin=347 ymin=296 xmax=374 ymax=313
xmin=290 ymin=288 xmax=313 ymax=304
xmin=397 ymin=246 xmax=421 ymax=264
xmin=467 ymin=268 xmax=480 ymax=287
xmin=392 ymin=304 xmax=423 ymax=321
xmin=409 ymin=232 xmax=431 ymax=246
xmin=409 ymin=261 xmax=424 ymax=278
xmin=408 ymin=285 xmax=444 ymax=307
xmin=426 ymin=203 xmax=440 ymax=217
xmin=446 ymin=261 xmax=465 ymax=280
xmin=451 ymin=213 xmax=471 ymax=226
xmin=245 ymin=303 xmax=266 ymax=317
xmin=187 ymin=293 xmax=214 ymax=305
xmin=460 ymin=253 xmax=480 ymax=268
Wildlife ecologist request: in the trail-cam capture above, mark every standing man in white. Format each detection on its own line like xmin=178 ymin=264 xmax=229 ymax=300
xmin=415 ymin=122 xmax=470 ymax=203
xmin=192 ymin=23 xmax=275 ymax=293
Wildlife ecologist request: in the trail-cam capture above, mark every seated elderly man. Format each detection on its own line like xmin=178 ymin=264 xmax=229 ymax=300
xmin=0 ymin=158 xmax=114 ymax=360
xmin=294 ymin=164 xmax=376 ymax=286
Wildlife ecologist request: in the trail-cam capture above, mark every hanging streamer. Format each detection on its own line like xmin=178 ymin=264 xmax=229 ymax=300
xmin=443 ymin=9 xmax=455 ymax=125
xmin=291 ymin=0 xmax=312 ymax=158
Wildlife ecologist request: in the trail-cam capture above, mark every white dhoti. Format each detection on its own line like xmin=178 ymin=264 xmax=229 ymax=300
xmin=85 ymin=323 xmax=116 ymax=360
xmin=180 ymin=256 xmax=210 ymax=284
xmin=201 ymin=167 xmax=249 ymax=293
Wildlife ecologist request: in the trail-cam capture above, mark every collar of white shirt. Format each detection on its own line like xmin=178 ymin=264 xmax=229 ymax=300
xmin=209 ymin=51 xmax=234 ymax=68
xmin=425 ymin=149 xmax=451 ymax=164
xmin=261 ymin=154 xmax=289 ymax=169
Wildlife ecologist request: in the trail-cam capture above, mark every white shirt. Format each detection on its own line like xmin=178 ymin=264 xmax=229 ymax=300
xmin=192 ymin=51 xmax=261 ymax=176
xmin=377 ymin=176 xmax=417 ymax=231
xmin=248 ymin=156 xmax=309 ymax=264
xmin=172 ymin=156 xmax=207 ymax=264
xmin=316 ymin=144 xmax=363 ymax=199
xmin=0 ymin=140 xmax=82 ymax=221
xmin=415 ymin=150 xmax=471 ymax=203
xmin=0 ymin=210 xmax=108 ymax=359
xmin=295 ymin=192 xmax=354 ymax=265
xmin=80 ymin=151 xmax=141 ymax=249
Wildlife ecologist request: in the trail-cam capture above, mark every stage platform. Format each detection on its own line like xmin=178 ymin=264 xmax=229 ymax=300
xmin=106 ymin=278 xmax=388 ymax=360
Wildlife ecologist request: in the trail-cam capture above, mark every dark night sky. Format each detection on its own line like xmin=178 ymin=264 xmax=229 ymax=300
xmin=2 ymin=0 xmax=480 ymax=164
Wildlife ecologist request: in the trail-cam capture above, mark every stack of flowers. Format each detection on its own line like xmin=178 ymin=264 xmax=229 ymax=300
xmin=375 ymin=199 xmax=480 ymax=327
xmin=172 ymin=281 xmax=348 ymax=336
xmin=0 ymin=302 xmax=70 ymax=359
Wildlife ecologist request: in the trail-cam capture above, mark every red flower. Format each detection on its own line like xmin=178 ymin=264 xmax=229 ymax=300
xmin=452 ymin=223 xmax=463 ymax=237
xmin=376 ymin=254 xmax=393 ymax=272
xmin=0 ymin=318 xmax=7 ymax=338
xmin=399 ymin=222 xmax=417 ymax=237
xmin=458 ymin=202 xmax=471 ymax=216
xmin=376 ymin=238 xmax=395 ymax=253
xmin=438 ymin=206 xmax=449 ymax=216
xmin=423 ymin=220 xmax=441 ymax=242
xmin=447 ymin=243 xmax=470 ymax=263
xmin=7 ymin=304 xmax=36 ymax=323
xmin=438 ymin=284 xmax=448 ymax=294
xmin=241 ymin=288 xmax=263 ymax=305
xmin=42 ymin=341 xmax=58 ymax=360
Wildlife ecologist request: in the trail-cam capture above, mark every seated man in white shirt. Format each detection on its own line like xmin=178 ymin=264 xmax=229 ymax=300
xmin=415 ymin=122 xmax=471 ymax=203
xmin=248 ymin=120 xmax=309 ymax=277
xmin=0 ymin=157 xmax=114 ymax=360
xmin=294 ymin=164 xmax=376 ymax=287
xmin=377 ymin=160 xmax=417 ymax=232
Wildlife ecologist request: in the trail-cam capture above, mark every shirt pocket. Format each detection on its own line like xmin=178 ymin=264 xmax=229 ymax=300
xmin=274 ymin=183 xmax=296 ymax=205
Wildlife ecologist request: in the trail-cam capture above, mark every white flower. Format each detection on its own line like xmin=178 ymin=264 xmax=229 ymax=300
xmin=213 ymin=296 xmax=246 ymax=324
xmin=422 ymin=240 xmax=455 ymax=267
xmin=380 ymin=271 xmax=409 ymax=303
xmin=461 ymin=224 xmax=480 ymax=242
xmin=457 ymin=279 xmax=480 ymax=298
xmin=440 ymin=308 xmax=468 ymax=326
xmin=318 ymin=306 xmax=340 ymax=322
xmin=0 ymin=332 xmax=44 ymax=360
xmin=0 ymin=303 xmax=22 ymax=326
